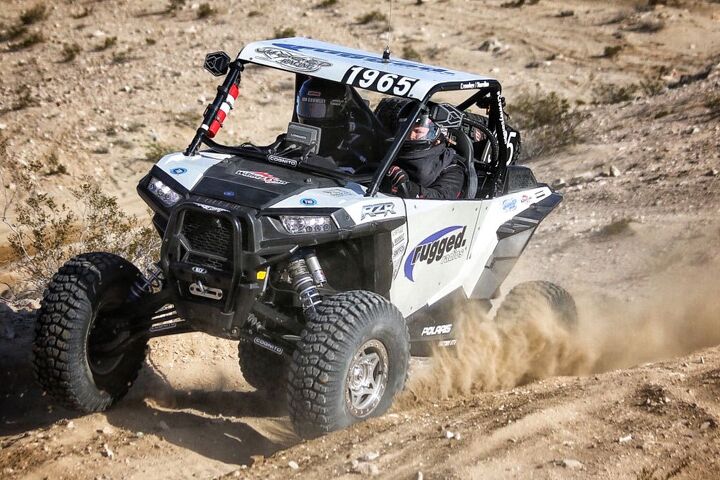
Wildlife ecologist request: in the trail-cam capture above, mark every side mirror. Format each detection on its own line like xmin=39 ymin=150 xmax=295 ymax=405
xmin=204 ymin=51 xmax=231 ymax=76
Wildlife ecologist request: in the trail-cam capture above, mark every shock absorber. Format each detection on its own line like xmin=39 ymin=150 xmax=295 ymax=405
xmin=129 ymin=265 xmax=165 ymax=302
xmin=288 ymin=255 xmax=322 ymax=319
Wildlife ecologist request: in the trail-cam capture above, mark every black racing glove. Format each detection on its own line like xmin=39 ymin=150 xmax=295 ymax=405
xmin=382 ymin=166 xmax=409 ymax=195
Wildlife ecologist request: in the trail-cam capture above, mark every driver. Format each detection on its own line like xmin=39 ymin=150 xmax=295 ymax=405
xmin=295 ymin=77 xmax=373 ymax=172
xmin=381 ymin=113 xmax=466 ymax=199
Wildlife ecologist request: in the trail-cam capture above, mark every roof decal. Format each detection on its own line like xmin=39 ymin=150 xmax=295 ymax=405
xmin=238 ymin=38 xmax=498 ymax=100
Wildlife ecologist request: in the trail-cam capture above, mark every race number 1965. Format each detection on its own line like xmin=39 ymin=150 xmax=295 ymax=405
xmin=342 ymin=66 xmax=419 ymax=96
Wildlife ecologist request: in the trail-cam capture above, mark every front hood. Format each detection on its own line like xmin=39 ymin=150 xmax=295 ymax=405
xmin=155 ymin=152 xmax=344 ymax=208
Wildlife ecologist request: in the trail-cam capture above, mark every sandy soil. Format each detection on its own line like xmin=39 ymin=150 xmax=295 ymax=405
xmin=1 ymin=0 xmax=720 ymax=479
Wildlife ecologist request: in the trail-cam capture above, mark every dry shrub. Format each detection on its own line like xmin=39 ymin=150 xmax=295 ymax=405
xmin=594 ymin=82 xmax=639 ymax=104
xmin=510 ymin=90 xmax=586 ymax=160
xmin=19 ymin=5 xmax=48 ymax=25
xmin=273 ymin=27 xmax=296 ymax=38
xmin=356 ymin=10 xmax=387 ymax=25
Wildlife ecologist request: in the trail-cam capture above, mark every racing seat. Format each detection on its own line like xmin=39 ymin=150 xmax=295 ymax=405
xmin=450 ymin=129 xmax=478 ymax=199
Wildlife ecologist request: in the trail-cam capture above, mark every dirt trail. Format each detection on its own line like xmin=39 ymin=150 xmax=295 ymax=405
xmin=1 ymin=0 xmax=720 ymax=478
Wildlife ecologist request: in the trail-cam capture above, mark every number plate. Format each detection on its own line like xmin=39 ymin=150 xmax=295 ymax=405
xmin=342 ymin=66 xmax=419 ymax=97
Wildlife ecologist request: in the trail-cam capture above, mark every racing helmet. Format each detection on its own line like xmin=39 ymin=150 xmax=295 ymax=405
xmin=400 ymin=112 xmax=443 ymax=155
xmin=296 ymin=77 xmax=351 ymax=127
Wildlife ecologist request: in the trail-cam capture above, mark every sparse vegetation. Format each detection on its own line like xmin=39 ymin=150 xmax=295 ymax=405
xmin=626 ymin=18 xmax=665 ymax=33
xmin=247 ymin=10 xmax=262 ymax=17
xmin=12 ymin=85 xmax=39 ymax=111
xmin=112 ymin=50 xmax=134 ymax=64
xmin=144 ymin=142 xmax=176 ymax=162
xmin=0 ymin=24 xmax=28 ymax=42
xmin=510 ymin=90 xmax=586 ymax=159
xmin=273 ymin=27 xmax=296 ymax=38
xmin=166 ymin=0 xmax=186 ymax=14
xmin=639 ymin=76 xmax=665 ymax=96
xmin=71 ymin=6 xmax=94 ymax=19
xmin=197 ymin=3 xmax=216 ymax=19
xmin=596 ymin=218 xmax=634 ymax=238
xmin=19 ymin=4 xmax=48 ymax=25
xmin=8 ymin=31 xmax=45 ymax=51
xmin=594 ymin=82 xmax=639 ymax=104
xmin=96 ymin=36 xmax=117 ymax=51
xmin=146 ymin=37 xmax=157 ymax=45
xmin=402 ymin=45 xmax=422 ymax=62
xmin=356 ymin=10 xmax=387 ymax=25
xmin=600 ymin=45 xmax=623 ymax=58
xmin=317 ymin=0 xmax=338 ymax=7
xmin=44 ymin=152 xmax=68 ymax=176
xmin=61 ymin=43 xmax=82 ymax=63
xmin=501 ymin=0 xmax=540 ymax=8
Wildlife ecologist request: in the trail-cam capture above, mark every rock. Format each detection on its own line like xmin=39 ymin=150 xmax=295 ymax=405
xmin=288 ymin=460 xmax=299 ymax=470
xmin=66 ymin=421 xmax=76 ymax=429
xmin=705 ymin=169 xmax=718 ymax=177
xmin=158 ymin=420 xmax=170 ymax=431
xmin=561 ymin=459 xmax=584 ymax=470
xmin=609 ymin=165 xmax=622 ymax=177
xmin=100 ymin=426 xmax=115 ymax=435
xmin=619 ymin=434 xmax=632 ymax=443
xmin=477 ymin=39 xmax=508 ymax=55
xmin=417 ymin=472 xmax=424 ymax=480
xmin=700 ymin=421 xmax=711 ymax=430
xmin=683 ymin=126 xmax=699 ymax=135
xmin=444 ymin=430 xmax=455 ymax=439
xmin=102 ymin=444 xmax=114 ymax=459
xmin=568 ymin=171 xmax=595 ymax=186
xmin=362 ymin=452 xmax=380 ymax=461
xmin=250 ymin=455 xmax=265 ymax=467
xmin=552 ymin=178 xmax=567 ymax=189
xmin=351 ymin=460 xmax=380 ymax=476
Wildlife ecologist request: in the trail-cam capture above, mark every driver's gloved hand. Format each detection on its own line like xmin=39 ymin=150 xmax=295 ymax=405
xmin=382 ymin=166 xmax=409 ymax=195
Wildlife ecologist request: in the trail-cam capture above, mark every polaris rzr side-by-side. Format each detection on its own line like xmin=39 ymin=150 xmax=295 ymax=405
xmin=33 ymin=38 xmax=576 ymax=437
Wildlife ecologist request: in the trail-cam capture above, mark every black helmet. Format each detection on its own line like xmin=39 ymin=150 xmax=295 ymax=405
xmin=296 ymin=77 xmax=351 ymax=127
xmin=398 ymin=104 xmax=444 ymax=155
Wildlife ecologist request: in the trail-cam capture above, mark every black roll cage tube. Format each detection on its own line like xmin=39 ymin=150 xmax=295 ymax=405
xmin=184 ymin=56 xmax=511 ymax=198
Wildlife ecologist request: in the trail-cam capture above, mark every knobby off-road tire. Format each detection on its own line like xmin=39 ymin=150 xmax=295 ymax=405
xmin=288 ymin=291 xmax=410 ymax=438
xmin=33 ymin=252 xmax=148 ymax=412
xmin=494 ymin=280 xmax=577 ymax=328
xmin=237 ymin=339 xmax=287 ymax=394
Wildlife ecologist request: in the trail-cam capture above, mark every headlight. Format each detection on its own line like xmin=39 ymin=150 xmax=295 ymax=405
xmin=281 ymin=215 xmax=336 ymax=234
xmin=148 ymin=177 xmax=182 ymax=207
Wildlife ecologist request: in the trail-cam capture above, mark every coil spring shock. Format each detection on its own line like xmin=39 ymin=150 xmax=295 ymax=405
xmin=129 ymin=265 xmax=165 ymax=302
xmin=288 ymin=254 xmax=323 ymax=319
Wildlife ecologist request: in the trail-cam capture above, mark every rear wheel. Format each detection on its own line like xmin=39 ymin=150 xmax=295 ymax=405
xmin=33 ymin=253 xmax=148 ymax=412
xmin=494 ymin=280 xmax=577 ymax=328
xmin=288 ymin=291 xmax=409 ymax=438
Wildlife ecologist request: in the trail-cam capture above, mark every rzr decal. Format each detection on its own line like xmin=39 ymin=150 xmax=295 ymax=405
xmin=404 ymin=225 xmax=468 ymax=282
xmin=234 ymin=170 xmax=289 ymax=185
xmin=255 ymin=47 xmax=331 ymax=73
xmin=360 ymin=202 xmax=396 ymax=220
xmin=342 ymin=66 xmax=419 ymax=97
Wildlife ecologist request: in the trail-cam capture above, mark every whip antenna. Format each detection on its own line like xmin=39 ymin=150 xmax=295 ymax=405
xmin=383 ymin=0 xmax=395 ymax=62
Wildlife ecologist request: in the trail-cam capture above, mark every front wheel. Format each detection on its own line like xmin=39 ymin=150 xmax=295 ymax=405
xmin=33 ymin=253 xmax=148 ymax=412
xmin=288 ymin=291 xmax=410 ymax=438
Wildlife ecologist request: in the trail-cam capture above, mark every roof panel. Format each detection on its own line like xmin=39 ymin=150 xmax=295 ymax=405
xmin=237 ymin=38 xmax=497 ymax=100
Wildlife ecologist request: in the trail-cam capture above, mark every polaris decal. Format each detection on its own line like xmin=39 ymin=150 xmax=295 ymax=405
xmin=404 ymin=226 xmax=468 ymax=281
xmin=234 ymin=170 xmax=289 ymax=185
xmin=361 ymin=202 xmax=396 ymax=220
xmin=255 ymin=46 xmax=331 ymax=72
xmin=170 ymin=167 xmax=187 ymax=175
xmin=502 ymin=198 xmax=517 ymax=212
xmin=421 ymin=324 xmax=453 ymax=336
xmin=300 ymin=198 xmax=317 ymax=206
xmin=342 ymin=66 xmax=419 ymax=97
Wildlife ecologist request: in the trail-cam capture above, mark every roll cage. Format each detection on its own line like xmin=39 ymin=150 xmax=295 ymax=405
xmin=184 ymin=38 xmax=513 ymax=199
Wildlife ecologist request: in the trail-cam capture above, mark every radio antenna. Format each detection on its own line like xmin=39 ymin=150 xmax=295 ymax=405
xmin=382 ymin=0 xmax=395 ymax=62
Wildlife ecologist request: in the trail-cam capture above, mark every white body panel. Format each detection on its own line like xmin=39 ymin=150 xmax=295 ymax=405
xmin=238 ymin=38 xmax=495 ymax=100
xmin=156 ymin=152 xmax=231 ymax=190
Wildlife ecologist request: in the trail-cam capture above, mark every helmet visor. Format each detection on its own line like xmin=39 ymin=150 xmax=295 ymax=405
xmin=406 ymin=114 xmax=440 ymax=142
xmin=297 ymin=98 xmax=328 ymax=119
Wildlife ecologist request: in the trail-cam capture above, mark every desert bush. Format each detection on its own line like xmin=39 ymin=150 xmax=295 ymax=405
xmin=501 ymin=0 xmax=540 ymax=7
xmin=0 ymin=24 xmax=27 ymax=42
xmin=510 ymin=90 xmax=586 ymax=160
xmin=8 ymin=32 xmax=45 ymax=51
xmin=19 ymin=5 xmax=48 ymax=25
xmin=197 ymin=3 xmax=216 ymax=19
xmin=402 ymin=45 xmax=422 ymax=62
xmin=166 ymin=0 xmax=186 ymax=14
xmin=71 ymin=6 xmax=94 ymax=19
xmin=144 ymin=142 xmax=177 ymax=162
xmin=12 ymin=84 xmax=39 ymax=111
xmin=317 ymin=0 xmax=338 ymax=7
xmin=96 ymin=36 xmax=117 ymax=51
xmin=3 ymin=180 xmax=159 ymax=294
xmin=356 ymin=11 xmax=387 ymax=25
xmin=273 ymin=27 xmax=296 ymax=38
xmin=61 ymin=43 xmax=81 ymax=63
xmin=594 ymin=83 xmax=639 ymax=104
xmin=599 ymin=45 xmax=623 ymax=58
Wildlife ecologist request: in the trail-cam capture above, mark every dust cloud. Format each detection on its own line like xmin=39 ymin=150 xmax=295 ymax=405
xmin=401 ymin=268 xmax=720 ymax=404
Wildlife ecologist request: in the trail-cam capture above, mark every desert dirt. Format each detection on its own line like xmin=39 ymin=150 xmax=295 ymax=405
xmin=1 ymin=0 xmax=720 ymax=478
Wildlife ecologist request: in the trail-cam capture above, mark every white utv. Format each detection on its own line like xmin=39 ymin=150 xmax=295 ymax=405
xmin=33 ymin=38 xmax=575 ymax=438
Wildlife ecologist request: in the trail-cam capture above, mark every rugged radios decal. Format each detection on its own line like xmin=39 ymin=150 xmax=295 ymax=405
xmin=404 ymin=225 xmax=468 ymax=282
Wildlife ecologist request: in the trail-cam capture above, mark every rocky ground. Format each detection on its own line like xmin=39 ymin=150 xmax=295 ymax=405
xmin=1 ymin=0 xmax=720 ymax=479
